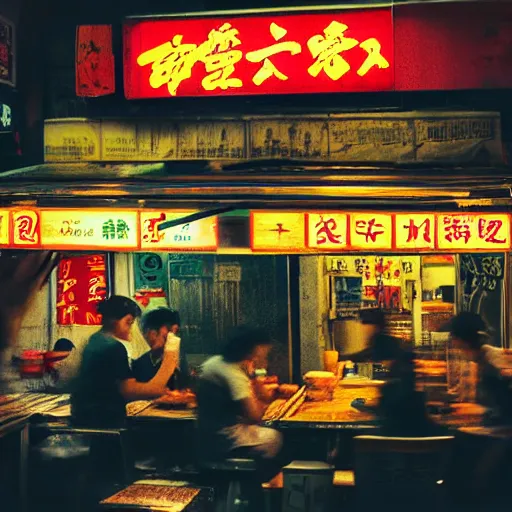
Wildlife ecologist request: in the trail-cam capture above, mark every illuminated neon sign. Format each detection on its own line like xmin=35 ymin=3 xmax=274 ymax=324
xmin=251 ymin=212 xmax=512 ymax=253
xmin=0 ymin=103 xmax=12 ymax=130
xmin=123 ymin=9 xmax=393 ymax=98
xmin=0 ymin=208 xmax=509 ymax=253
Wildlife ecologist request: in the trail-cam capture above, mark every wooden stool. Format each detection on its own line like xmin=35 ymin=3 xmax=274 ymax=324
xmin=332 ymin=470 xmax=355 ymax=487
xmin=282 ymin=461 xmax=334 ymax=512
xmin=332 ymin=470 xmax=356 ymax=506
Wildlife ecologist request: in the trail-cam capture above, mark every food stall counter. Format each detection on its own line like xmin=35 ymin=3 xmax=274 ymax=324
xmin=263 ymin=379 xmax=490 ymax=431
xmin=129 ymin=404 xmax=196 ymax=423
xmin=265 ymin=383 xmax=380 ymax=430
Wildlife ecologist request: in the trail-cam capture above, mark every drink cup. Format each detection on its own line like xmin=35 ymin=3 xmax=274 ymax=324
xmin=165 ymin=333 xmax=181 ymax=354
xmin=323 ymin=350 xmax=339 ymax=373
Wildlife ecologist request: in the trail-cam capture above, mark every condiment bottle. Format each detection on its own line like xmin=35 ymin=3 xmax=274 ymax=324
xmin=343 ymin=361 xmax=356 ymax=379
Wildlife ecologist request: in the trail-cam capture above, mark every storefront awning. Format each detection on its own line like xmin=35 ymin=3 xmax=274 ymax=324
xmin=0 ymin=162 xmax=512 ymax=253
xmin=1 ymin=162 xmax=512 ymax=210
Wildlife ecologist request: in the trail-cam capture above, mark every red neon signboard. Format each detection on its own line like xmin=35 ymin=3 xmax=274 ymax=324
xmin=123 ymin=9 xmax=393 ymax=99
xmin=56 ymin=254 xmax=107 ymax=326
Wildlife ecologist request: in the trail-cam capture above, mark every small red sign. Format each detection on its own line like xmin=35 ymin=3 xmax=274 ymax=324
xmin=76 ymin=25 xmax=115 ymax=97
xmin=11 ymin=209 xmax=41 ymax=247
xmin=123 ymin=8 xmax=393 ymax=99
xmin=56 ymin=254 xmax=108 ymax=326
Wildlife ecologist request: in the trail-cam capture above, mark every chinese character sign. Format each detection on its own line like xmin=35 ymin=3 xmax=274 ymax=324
xmin=0 ymin=210 xmax=8 ymax=244
xmin=140 ymin=211 xmax=218 ymax=250
xmin=306 ymin=213 xmax=348 ymax=249
xmin=56 ymin=254 xmax=108 ymax=326
xmin=124 ymin=9 xmax=393 ymax=98
xmin=437 ymin=214 xmax=510 ymax=251
xmin=76 ymin=25 xmax=115 ymax=97
xmin=350 ymin=213 xmax=392 ymax=249
xmin=40 ymin=210 xmax=139 ymax=249
xmin=251 ymin=212 xmax=306 ymax=252
xmin=12 ymin=210 xmax=41 ymax=246
xmin=0 ymin=103 xmax=11 ymax=131
xmin=0 ymin=208 xmax=511 ymax=253
xmin=251 ymin=212 xmax=509 ymax=253
xmin=395 ymin=214 xmax=435 ymax=250
xmin=0 ymin=16 xmax=15 ymax=87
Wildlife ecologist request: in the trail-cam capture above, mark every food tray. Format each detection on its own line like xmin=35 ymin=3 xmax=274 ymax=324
xmin=132 ymin=406 xmax=196 ymax=421
xmin=100 ymin=483 xmax=200 ymax=511
xmin=338 ymin=379 xmax=386 ymax=388
xmin=153 ymin=401 xmax=197 ymax=410
xmin=126 ymin=401 xmax=153 ymax=417
xmin=278 ymin=384 xmax=381 ymax=425
xmin=263 ymin=386 xmax=306 ymax=422
xmin=153 ymin=392 xmax=197 ymax=409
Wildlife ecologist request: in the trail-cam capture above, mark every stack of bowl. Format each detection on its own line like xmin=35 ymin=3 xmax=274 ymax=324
xmin=303 ymin=371 xmax=338 ymax=402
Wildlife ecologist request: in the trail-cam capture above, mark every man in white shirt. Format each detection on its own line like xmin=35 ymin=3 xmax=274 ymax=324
xmin=197 ymin=326 xmax=283 ymax=480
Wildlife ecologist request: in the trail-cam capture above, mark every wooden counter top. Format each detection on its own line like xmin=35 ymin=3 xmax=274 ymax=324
xmin=279 ymin=384 xmax=380 ymax=425
xmin=459 ymin=426 xmax=512 ymax=438
xmin=37 ymin=398 xmax=197 ymax=422
xmin=269 ymin=381 xmax=488 ymax=431
xmin=0 ymin=393 xmax=70 ymax=434
xmin=131 ymin=404 xmax=196 ymax=422
xmin=31 ymin=388 xmax=489 ymax=433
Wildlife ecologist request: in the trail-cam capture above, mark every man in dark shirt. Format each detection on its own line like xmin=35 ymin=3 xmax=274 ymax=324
xmin=340 ymin=308 xmax=444 ymax=436
xmin=447 ymin=312 xmax=512 ymax=501
xmin=448 ymin=312 xmax=512 ymax=423
xmin=72 ymin=331 xmax=134 ymax=427
xmin=132 ymin=308 xmax=189 ymax=390
xmin=71 ymin=296 xmax=178 ymax=428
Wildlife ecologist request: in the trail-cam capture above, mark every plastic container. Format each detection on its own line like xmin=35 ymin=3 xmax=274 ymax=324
xmin=43 ymin=351 xmax=70 ymax=372
xmin=323 ymin=350 xmax=339 ymax=373
xmin=19 ymin=350 xmax=45 ymax=378
xmin=282 ymin=461 xmax=334 ymax=512
xmin=343 ymin=361 xmax=357 ymax=379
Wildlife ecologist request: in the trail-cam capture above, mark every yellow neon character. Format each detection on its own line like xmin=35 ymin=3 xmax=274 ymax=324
xmin=307 ymin=21 xmax=358 ymax=80
xmin=137 ymin=35 xmax=198 ymax=96
xmin=357 ymin=38 xmax=389 ymax=77
xmin=199 ymin=23 xmax=243 ymax=91
xmin=245 ymin=22 xmax=301 ymax=86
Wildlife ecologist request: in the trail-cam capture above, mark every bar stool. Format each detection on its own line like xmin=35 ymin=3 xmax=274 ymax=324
xmin=30 ymin=432 xmax=91 ymax=511
xmin=47 ymin=426 xmax=134 ymax=484
xmin=199 ymin=458 xmax=261 ymax=512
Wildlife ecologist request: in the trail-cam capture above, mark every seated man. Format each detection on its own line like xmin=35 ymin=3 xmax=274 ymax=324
xmin=71 ymin=296 xmax=178 ymax=428
xmin=197 ymin=325 xmax=285 ymax=483
xmin=133 ymin=308 xmax=189 ymax=390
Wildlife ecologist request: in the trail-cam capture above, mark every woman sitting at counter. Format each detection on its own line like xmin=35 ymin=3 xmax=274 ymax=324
xmin=197 ymin=325 xmax=284 ymax=481
xmin=71 ymin=296 xmax=178 ymax=428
